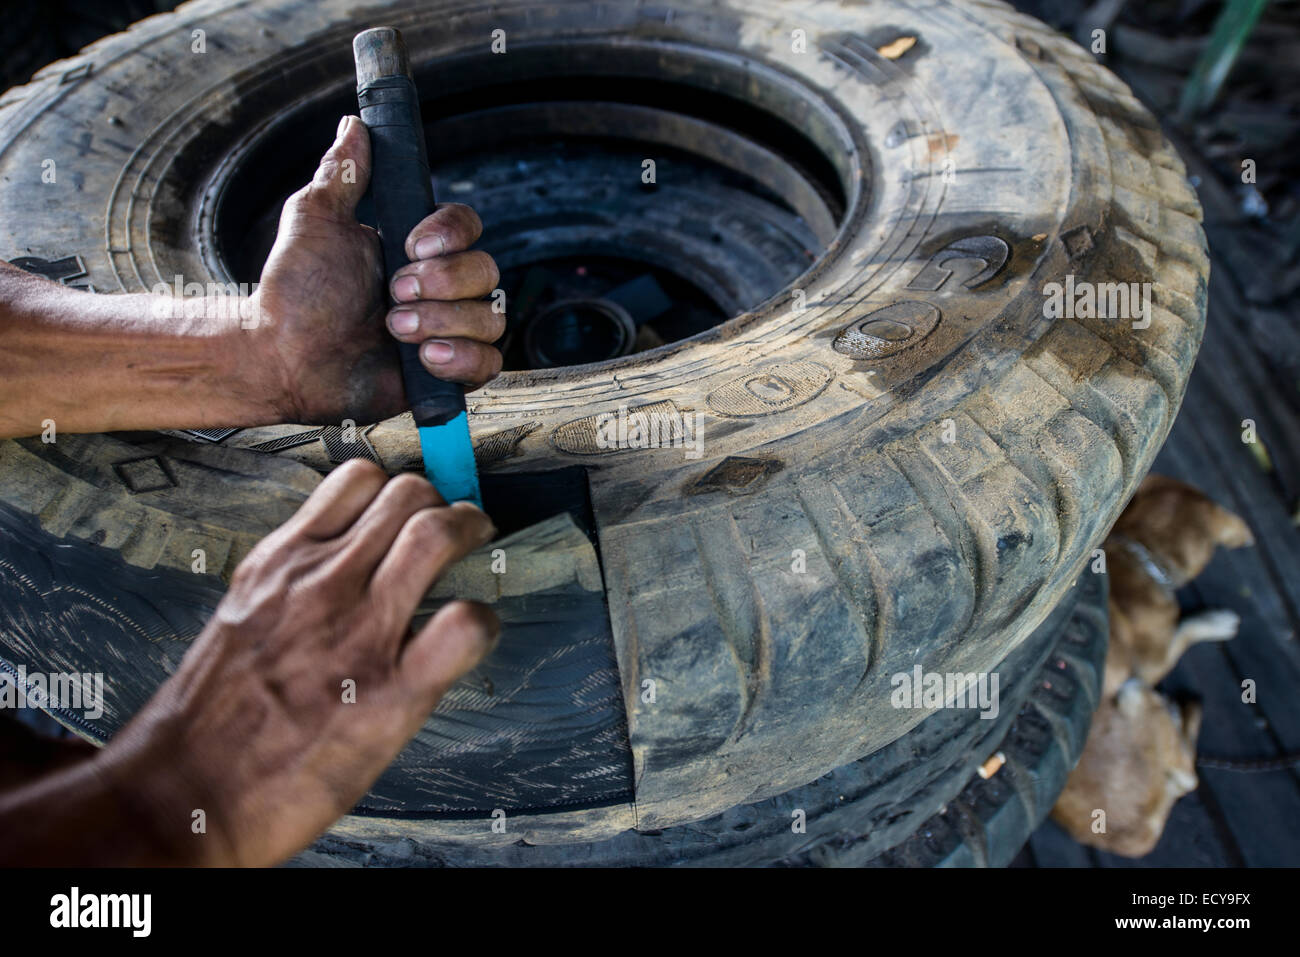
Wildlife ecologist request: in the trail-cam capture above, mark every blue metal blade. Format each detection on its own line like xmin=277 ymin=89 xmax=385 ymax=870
xmin=417 ymin=411 xmax=481 ymax=508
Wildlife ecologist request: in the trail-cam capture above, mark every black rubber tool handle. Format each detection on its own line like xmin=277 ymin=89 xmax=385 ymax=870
xmin=353 ymin=27 xmax=464 ymax=428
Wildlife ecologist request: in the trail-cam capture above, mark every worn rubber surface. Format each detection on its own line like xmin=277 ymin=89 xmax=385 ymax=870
xmin=0 ymin=0 xmax=1206 ymax=844
xmin=293 ymin=571 xmax=1106 ymax=865
xmin=0 ymin=476 xmax=634 ymax=818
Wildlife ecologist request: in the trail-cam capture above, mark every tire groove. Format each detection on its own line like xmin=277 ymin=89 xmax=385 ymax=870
xmin=886 ymin=441 xmax=989 ymax=636
xmin=793 ymin=481 xmax=882 ymax=689
xmin=688 ymin=511 xmax=771 ymax=745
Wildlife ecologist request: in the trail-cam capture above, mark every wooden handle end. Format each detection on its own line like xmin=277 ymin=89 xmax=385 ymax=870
xmin=353 ymin=27 xmax=411 ymax=85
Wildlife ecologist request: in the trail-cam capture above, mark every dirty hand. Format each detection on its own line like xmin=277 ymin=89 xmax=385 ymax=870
xmin=249 ymin=115 xmax=504 ymax=425
xmin=92 ymin=461 xmax=499 ymax=866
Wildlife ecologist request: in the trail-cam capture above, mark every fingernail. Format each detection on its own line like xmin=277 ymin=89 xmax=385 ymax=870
xmin=337 ymin=115 xmax=350 ymax=138
xmin=393 ymin=275 xmax=420 ymax=300
xmin=413 ymin=236 xmax=446 ymax=259
xmin=389 ymin=310 xmax=419 ymax=334
xmin=422 ymin=340 xmax=454 ymax=364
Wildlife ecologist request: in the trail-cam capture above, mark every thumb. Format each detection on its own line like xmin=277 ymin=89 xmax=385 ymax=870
xmin=296 ymin=115 xmax=371 ymax=220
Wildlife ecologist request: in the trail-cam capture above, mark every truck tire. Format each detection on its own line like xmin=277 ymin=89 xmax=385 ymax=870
xmin=0 ymin=0 xmax=1204 ymax=844
xmin=292 ymin=570 xmax=1107 ymax=866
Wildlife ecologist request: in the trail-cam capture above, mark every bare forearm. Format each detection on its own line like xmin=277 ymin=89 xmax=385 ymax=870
xmin=0 ymin=735 xmax=219 ymax=866
xmin=0 ymin=262 xmax=285 ymax=439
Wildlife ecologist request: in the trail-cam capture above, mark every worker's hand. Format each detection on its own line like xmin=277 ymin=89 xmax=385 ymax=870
xmin=94 ymin=461 xmax=499 ymax=866
xmin=249 ymin=115 xmax=504 ymax=425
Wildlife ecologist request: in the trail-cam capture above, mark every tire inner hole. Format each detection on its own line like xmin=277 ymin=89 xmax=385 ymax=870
xmin=213 ymin=47 xmax=852 ymax=371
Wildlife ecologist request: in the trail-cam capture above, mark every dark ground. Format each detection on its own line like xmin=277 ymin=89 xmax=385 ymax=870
xmin=3 ymin=0 xmax=1298 ymax=866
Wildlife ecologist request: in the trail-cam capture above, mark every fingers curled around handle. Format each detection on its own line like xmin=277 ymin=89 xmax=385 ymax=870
xmin=390 ymin=250 xmax=499 ymax=304
xmin=415 ymin=338 xmax=503 ymax=388
xmin=403 ymin=203 xmax=484 ymax=262
xmin=386 ymin=299 xmax=505 ymax=346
